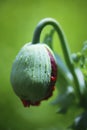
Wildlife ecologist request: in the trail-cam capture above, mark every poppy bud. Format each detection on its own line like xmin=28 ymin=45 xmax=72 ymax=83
xmin=10 ymin=43 xmax=57 ymax=107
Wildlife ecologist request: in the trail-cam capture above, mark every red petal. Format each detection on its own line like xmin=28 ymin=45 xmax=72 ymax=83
xmin=21 ymin=99 xmax=30 ymax=107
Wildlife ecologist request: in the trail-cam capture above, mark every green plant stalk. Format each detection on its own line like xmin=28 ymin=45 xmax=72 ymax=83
xmin=32 ymin=18 xmax=83 ymax=100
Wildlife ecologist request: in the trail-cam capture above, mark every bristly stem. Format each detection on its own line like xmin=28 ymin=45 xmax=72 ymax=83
xmin=32 ymin=17 xmax=82 ymax=100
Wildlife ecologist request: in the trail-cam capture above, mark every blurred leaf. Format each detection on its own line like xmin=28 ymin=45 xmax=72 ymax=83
xmin=43 ymin=29 xmax=55 ymax=49
xmin=54 ymin=54 xmax=74 ymax=92
xmin=74 ymin=68 xmax=86 ymax=96
xmin=70 ymin=111 xmax=87 ymax=130
xmin=52 ymin=54 xmax=76 ymax=113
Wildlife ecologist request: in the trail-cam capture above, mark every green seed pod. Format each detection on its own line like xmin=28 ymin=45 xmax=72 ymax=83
xmin=10 ymin=43 xmax=57 ymax=107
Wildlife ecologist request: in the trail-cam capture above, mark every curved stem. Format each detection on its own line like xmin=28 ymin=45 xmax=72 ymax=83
xmin=32 ymin=18 xmax=73 ymax=69
xmin=32 ymin=18 xmax=81 ymax=99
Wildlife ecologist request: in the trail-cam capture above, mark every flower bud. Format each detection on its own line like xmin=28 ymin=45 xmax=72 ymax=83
xmin=10 ymin=43 xmax=57 ymax=107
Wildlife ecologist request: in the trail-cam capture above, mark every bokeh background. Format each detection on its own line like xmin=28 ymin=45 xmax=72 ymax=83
xmin=0 ymin=0 xmax=87 ymax=130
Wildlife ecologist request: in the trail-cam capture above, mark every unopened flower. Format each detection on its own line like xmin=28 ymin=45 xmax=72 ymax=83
xmin=10 ymin=43 xmax=57 ymax=107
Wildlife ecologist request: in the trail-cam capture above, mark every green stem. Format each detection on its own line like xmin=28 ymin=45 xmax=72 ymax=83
xmin=32 ymin=17 xmax=81 ymax=99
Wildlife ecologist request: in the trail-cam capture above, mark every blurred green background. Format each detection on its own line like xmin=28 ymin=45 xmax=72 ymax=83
xmin=0 ymin=0 xmax=87 ymax=130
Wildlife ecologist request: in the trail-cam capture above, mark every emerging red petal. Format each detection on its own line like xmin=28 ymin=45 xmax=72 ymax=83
xmin=21 ymin=99 xmax=41 ymax=107
xmin=43 ymin=48 xmax=57 ymax=100
xmin=30 ymin=101 xmax=41 ymax=106
xmin=21 ymin=99 xmax=30 ymax=107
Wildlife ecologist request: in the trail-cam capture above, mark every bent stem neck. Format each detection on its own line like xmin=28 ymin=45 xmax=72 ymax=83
xmin=32 ymin=18 xmax=81 ymax=99
xmin=32 ymin=18 xmax=72 ymax=69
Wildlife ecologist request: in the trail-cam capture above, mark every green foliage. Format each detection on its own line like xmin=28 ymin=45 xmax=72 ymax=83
xmin=44 ymin=29 xmax=87 ymax=130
